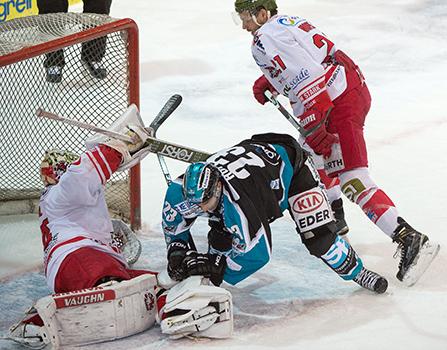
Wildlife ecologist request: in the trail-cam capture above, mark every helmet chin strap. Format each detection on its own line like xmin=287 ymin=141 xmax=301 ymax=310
xmin=251 ymin=10 xmax=271 ymax=27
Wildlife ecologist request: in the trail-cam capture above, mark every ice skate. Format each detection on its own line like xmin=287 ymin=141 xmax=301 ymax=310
xmin=392 ymin=217 xmax=440 ymax=286
xmin=353 ymin=267 xmax=388 ymax=294
xmin=82 ymin=59 xmax=107 ymax=79
xmin=46 ymin=65 xmax=63 ymax=83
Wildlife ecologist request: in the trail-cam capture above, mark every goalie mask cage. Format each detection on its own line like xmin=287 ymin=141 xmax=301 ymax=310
xmin=0 ymin=13 xmax=141 ymax=229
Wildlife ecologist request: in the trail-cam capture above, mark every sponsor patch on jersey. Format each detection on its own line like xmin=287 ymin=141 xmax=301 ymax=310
xmin=277 ymin=16 xmax=304 ymax=27
xmin=252 ymin=33 xmax=266 ymax=54
xmin=293 ymin=191 xmax=324 ymax=213
xmin=253 ymin=144 xmax=281 ymax=166
xmin=174 ymin=200 xmax=202 ymax=217
xmin=289 ymin=69 xmax=310 ymax=90
xmin=290 ymin=189 xmax=333 ymax=232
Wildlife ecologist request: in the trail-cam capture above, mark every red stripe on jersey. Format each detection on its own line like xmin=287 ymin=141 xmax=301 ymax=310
xmin=86 ymin=151 xmax=106 ymax=184
xmin=97 ymin=144 xmax=122 ymax=174
xmin=45 ymin=236 xmax=89 ymax=274
xmin=91 ymin=148 xmax=112 ymax=181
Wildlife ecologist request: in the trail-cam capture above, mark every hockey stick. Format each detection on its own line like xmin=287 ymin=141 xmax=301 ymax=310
xmin=263 ymin=91 xmax=307 ymax=135
xmin=36 ymin=108 xmax=210 ymax=164
xmin=148 ymin=95 xmax=199 ymax=251
xmin=36 ymin=108 xmax=135 ymax=143
xmin=149 ymin=94 xmax=183 ymax=185
xmin=264 ymin=90 xmax=332 ymax=136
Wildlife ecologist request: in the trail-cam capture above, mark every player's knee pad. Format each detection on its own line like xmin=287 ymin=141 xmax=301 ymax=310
xmin=33 ymin=274 xmax=158 ymax=348
xmin=159 ymin=276 xmax=233 ymax=339
xmin=300 ymin=223 xmax=338 ymax=257
xmin=339 ymin=167 xmax=377 ymax=204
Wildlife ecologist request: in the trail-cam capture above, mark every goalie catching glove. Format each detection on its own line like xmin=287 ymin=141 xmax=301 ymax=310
xmin=86 ymin=104 xmax=154 ymax=171
xmin=167 ymin=240 xmax=227 ymax=286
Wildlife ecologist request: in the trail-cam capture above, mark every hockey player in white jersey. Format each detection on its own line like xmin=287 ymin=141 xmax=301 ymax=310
xmin=233 ymin=0 xmax=439 ymax=286
xmin=6 ymin=107 xmax=233 ymax=348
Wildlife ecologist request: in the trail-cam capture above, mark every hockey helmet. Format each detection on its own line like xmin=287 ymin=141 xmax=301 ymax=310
xmin=40 ymin=149 xmax=79 ymax=186
xmin=234 ymin=0 xmax=277 ymax=14
xmin=182 ymin=162 xmax=221 ymax=205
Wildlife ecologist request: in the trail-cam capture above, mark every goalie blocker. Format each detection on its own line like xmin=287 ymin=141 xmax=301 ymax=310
xmin=6 ymin=275 xmax=233 ymax=348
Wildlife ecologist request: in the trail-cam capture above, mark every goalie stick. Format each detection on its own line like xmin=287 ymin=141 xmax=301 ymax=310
xmin=148 ymin=94 xmax=183 ymax=185
xmin=36 ymin=108 xmax=211 ymax=164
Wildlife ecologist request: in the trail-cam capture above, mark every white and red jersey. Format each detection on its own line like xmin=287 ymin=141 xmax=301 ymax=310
xmin=39 ymin=145 xmax=127 ymax=292
xmin=252 ymin=14 xmax=348 ymax=117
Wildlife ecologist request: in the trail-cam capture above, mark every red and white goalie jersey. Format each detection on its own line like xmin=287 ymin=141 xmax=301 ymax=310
xmin=252 ymin=15 xmax=348 ymax=117
xmin=39 ymin=145 xmax=127 ymax=292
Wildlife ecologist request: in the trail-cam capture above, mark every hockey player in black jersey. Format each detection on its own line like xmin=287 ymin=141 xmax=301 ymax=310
xmin=162 ymin=133 xmax=388 ymax=294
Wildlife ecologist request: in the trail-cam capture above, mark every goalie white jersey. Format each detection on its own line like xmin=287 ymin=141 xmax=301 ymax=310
xmin=252 ymin=14 xmax=348 ymax=117
xmin=39 ymin=145 xmax=128 ymax=292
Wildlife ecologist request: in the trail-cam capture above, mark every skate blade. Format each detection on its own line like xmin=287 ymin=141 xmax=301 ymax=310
xmin=402 ymin=240 xmax=440 ymax=287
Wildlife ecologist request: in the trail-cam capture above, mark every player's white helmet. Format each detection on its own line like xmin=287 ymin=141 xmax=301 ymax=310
xmin=40 ymin=149 xmax=79 ymax=186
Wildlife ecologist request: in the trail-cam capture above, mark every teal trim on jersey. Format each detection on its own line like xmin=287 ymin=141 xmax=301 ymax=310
xmin=224 ymin=233 xmax=271 ymax=285
xmin=162 ymin=181 xmax=193 ymax=244
xmin=221 ymin=194 xmax=271 ymax=285
xmin=271 ymin=144 xmax=293 ymax=212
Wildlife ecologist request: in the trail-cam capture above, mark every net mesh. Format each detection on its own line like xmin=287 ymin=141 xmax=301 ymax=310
xmin=0 ymin=13 xmax=135 ymax=222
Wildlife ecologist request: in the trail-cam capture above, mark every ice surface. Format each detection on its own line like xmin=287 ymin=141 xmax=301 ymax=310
xmin=1 ymin=0 xmax=447 ymax=349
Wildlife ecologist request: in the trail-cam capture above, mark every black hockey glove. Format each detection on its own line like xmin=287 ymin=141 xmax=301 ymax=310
xmin=182 ymin=251 xmax=227 ymax=286
xmin=167 ymin=240 xmax=189 ymax=281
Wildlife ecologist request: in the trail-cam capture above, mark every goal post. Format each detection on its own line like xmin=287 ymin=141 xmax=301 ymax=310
xmin=0 ymin=13 xmax=141 ymax=229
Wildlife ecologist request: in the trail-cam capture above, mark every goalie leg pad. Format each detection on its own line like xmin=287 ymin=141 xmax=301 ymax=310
xmin=159 ymin=276 xmax=233 ymax=339
xmin=35 ymin=274 xmax=157 ymax=348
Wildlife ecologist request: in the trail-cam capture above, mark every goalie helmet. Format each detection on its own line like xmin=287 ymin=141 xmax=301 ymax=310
xmin=182 ymin=162 xmax=221 ymax=205
xmin=40 ymin=149 xmax=79 ymax=186
xmin=234 ymin=0 xmax=277 ymax=14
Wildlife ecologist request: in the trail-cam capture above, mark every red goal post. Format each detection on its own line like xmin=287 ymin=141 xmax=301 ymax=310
xmin=0 ymin=13 xmax=141 ymax=229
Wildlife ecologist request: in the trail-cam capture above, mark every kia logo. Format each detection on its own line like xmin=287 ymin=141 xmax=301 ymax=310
xmin=293 ymin=192 xmax=324 ymax=213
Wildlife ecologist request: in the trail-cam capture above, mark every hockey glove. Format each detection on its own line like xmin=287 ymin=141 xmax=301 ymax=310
xmin=122 ymin=124 xmax=150 ymax=155
xmin=167 ymin=240 xmax=189 ymax=281
xmin=183 ymin=251 xmax=227 ymax=286
xmin=253 ymin=75 xmax=277 ymax=105
xmin=300 ymin=109 xmax=338 ymax=158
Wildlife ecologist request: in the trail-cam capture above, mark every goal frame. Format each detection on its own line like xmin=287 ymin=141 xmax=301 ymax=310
xmin=0 ymin=17 xmax=141 ymax=230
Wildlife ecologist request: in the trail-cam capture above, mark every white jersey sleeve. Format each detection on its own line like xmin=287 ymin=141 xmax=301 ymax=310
xmin=252 ymin=15 xmax=347 ymax=117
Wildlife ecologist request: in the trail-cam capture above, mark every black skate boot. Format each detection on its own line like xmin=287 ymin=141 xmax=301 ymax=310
xmin=353 ymin=267 xmax=388 ymax=294
xmin=331 ymin=198 xmax=349 ymax=236
xmin=392 ymin=217 xmax=440 ymax=286
xmin=82 ymin=59 xmax=107 ymax=80
xmin=46 ymin=66 xmax=63 ymax=83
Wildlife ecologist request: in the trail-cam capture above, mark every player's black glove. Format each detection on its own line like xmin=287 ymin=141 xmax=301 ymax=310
xmin=167 ymin=240 xmax=189 ymax=281
xmin=182 ymin=251 xmax=227 ymax=286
